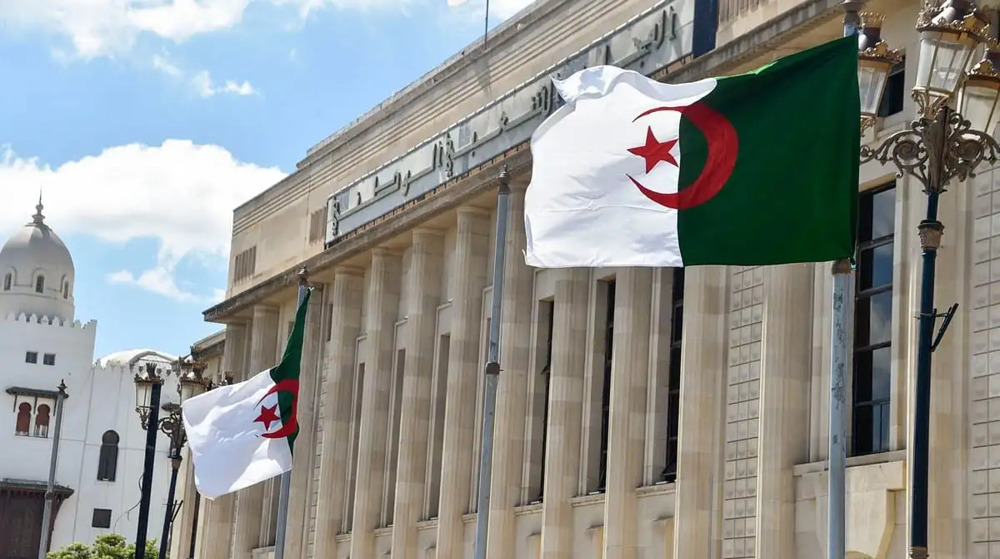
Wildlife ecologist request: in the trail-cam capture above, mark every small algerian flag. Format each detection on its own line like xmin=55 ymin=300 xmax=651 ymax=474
xmin=182 ymin=289 xmax=312 ymax=499
xmin=523 ymin=36 xmax=860 ymax=268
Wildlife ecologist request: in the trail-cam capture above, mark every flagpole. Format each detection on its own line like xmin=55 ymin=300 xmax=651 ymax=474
xmin=828 ymin=7 xmax=862 ymax=559
xmin=474 ymin=166 xmax=511 ymax=559
xmin=38 ymin=380 xmax=67 ymax=559
xmin=483 ymin=0 xmax=490 ymax=49
xmin=273 ymin=267 xmax=311 ymax=559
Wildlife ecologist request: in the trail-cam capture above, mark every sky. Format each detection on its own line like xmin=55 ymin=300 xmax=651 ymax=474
xmin=0 ymin=0 xmax=534 ymax=359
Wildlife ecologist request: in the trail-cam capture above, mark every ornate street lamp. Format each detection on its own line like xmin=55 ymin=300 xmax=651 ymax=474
xmin=155 ymin=357 xmax=208 ymax=559
xmin=858 ymin=12 xmax=904 ymax=132
xmin=132 ymin=362 xmax=164 ymax=559
xmin=855 ymin=3 xmax=1000 ymax=558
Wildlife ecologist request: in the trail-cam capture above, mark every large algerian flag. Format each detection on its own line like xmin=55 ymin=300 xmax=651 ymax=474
xmin=182 ymin=289 xmax=312 ymax=499
xmin=523 ymin=36 xmax=859 ymax=268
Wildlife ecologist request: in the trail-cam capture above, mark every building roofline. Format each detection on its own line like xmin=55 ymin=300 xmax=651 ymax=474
xmin=204 ymin=0 xmax=845 ymax=323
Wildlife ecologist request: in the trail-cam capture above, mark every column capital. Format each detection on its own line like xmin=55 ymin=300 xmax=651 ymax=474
xmin=456 ymin=205 xmax=491 ymax=218
xmin=335 ymin=265 xmax=365 ymax=278
xmin=252 ymin=303 xmax=279 ymax=317
xmin=371 ymin=246 xmax=402 ymax=259
xmin=412 ymin=226 xmax=446 ymax=242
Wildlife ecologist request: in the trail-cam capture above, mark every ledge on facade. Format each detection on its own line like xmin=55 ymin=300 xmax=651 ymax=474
xmin=201 ymin=0 xmax=847 ymax=325
xmin=0 ymin=478 xmax=74 ymax=498
xmin=416 ymin=518 xmax=439 ymax=531
xmin=514 ymin=502 xmax=543 ymax=516
xmin=334 ymin=533 xmax=352 ymax=544
xmin=637 ymin=481 xmax=676 ymax=497
xmin=373 ymin=526 xmax=394 ymax=537
xmin=792 ymin=449 xmax=907 ymax=477
xmin=249 ymin=546 xmax=274 ymax=559
xmin=5 ymin=386 xmax=68 ymax=400
xmin=570 ymin=491 xmax=607 ymax=508
xmin=190 ymin=329 xmax=225 ymax=360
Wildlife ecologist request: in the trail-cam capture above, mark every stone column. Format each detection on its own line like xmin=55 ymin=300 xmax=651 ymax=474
xmin=485 ymin=185 xmax=535 ymax=559
xmin=392 ymin=229 xmax=444 ymax=558
xmin=313 ymin=268 xmax=364 ymax=559
xmin=196 ymin=321 xmax=247 ymax=559
xmin=671 ymin=266 xmax=728 ymax=559
xmin=350 ymin=249 xmax=402 ymax=559
xmin=539 ymin=269 xmax=590 ymax=558
xmin=754 ymin=264 xmax=811 ymax=559
xmin=436 ymin=207 xmax=490 ymax=558
xmin=169 ymin=448 xmax=198 ymax=559
xmin=285 ymin=283 xmax=326 ymax=559
xmin=602 ymin=268 xmax=653 ymax=559
xmin=232 ymin=305 xmax=280 ymax=559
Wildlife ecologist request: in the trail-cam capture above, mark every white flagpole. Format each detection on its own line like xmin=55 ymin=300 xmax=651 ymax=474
xmin=38 ymin=380 xmax=67 ymax=559
xmin=273 ymin=267 xmax=311 ymax=559
xmin=474 ymin=166 xmax=511 ymax=559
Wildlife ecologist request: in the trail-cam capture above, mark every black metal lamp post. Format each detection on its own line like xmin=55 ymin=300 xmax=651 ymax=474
xmin=133 ymin=362 xmax=164 ymax=559
xmin=155 ymin=358 xmax=208 ymax=559
xmin=853 ymin=3 xmax=1000 ymax=558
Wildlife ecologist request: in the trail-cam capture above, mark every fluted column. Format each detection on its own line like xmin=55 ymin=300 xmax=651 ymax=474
xmin=285 ymin=283 xmax=326 ymax=559
xmin=195 ymin=321 xmax=247 ymax=559
xmin=436 ymin=207 xmax=490 ymax=557
xmin=755 ymin=264 xmax=811 ymax=559
xmin=350 ymin=249 xmax=402 ymax=559
xmin=486 ymin=185 xmax=535 ymax=559
xmin=672 ymin=266 xmax=728 ymax=559
xmin=313 ymin=268 xmax=364 ymax=559
xmin=392 ymin=229 xmax=444 ymax=557
xmin=540 ymin=269 xmax=590 ymax=558
xmin=602 ymin=268 xmax=653 ymax=559
xmin=232 ymin=305 xmax=280 ymax=559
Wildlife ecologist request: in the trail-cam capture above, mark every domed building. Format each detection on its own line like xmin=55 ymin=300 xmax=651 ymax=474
xmin=0 ymin=200 xmax=178 ymax=557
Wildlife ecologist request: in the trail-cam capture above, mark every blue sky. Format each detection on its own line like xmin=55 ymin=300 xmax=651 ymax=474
xmin=0 ymin=0 xmax=532 ymax=358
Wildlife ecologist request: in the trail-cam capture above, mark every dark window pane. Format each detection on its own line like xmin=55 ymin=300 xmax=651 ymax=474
xmin=854 ymin=356 xmax=873 ymax=402
xmin=669 ymin=350 xmax=681 ymax=387
xmin=871 ymin=186 xmax=896 ymax=239
xmin=877 ymin=62 xmax=905 ymax=118
xmin=853 ymin=406 xmax=874 ymax=455
xmin=858 ymin=291 xmax=892 ymax=347
xmin=871 ymin=347 xmax=892 ymax=401
xmin=858 ymin=243 xmax=894 ymax=291
xmin=667 ymin=393 xmax=680 ymax=438
xmin=671 ymin=305 xmax=683 ymax=344
xmin=879 ymin=402 xmax=891 ymax=453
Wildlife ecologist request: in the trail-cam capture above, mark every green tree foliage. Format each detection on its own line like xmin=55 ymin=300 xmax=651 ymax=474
xmin=47 ymin=534 xmax=158 ymax=559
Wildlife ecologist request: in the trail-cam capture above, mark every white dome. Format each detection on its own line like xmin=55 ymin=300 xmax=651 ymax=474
xmin=97 ymin=349 xmax=178 ymax=369
xmin=0 ymin=198 xmax=75 ymax=322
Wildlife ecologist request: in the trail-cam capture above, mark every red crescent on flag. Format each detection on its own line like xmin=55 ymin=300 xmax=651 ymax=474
xmin=626 ymin=102 xmax=738 ymax=210
xmin=256 ymin=379 xmax=299 ymax=439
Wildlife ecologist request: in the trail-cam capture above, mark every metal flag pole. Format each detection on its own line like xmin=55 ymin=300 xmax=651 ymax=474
xmin=483 ymin=0 xmax=490 ymax=50
xmin=38 ymin=380 xmax=67 ymax=559
xmin=474 ymin=166 xmax=511 ymax=559
xmin=273 ymin=267 xmax=311 ymax=559
xmin=828 ymin=5 xmax=863 ymax=559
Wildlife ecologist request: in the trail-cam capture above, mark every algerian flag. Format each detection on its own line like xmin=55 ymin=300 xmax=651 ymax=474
xmin=182 ymin=289 xmax=312 ymax=499
xmin=523 ymin=37 xmax=859 ymax=268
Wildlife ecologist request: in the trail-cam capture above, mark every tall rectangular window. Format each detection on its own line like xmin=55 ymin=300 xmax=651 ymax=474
xmin=343 ymin=360 xmax=365 ymax=533
xmin=852 ymin=183 xmax=896 ymax=456
xmin=598 ymin=280 xmax=616 ymax=492
xmin=425 ymin=334 xmax=450 ymax=519
xmin=662 ymin=268 xmax=685 ymax=482
xmin=382 ymin=348 xmax=406 ymax=526
xmin=527 ymin=300 xmax=554 ymax=503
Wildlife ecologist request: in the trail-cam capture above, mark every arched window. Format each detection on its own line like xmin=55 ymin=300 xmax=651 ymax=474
xmin=35 ymin=275 xmax=44 ymax=294
xmin=97 ymin=431 xmax=119 ymax=482
xmin=34 ymin=404 xmax=50 ymax=438
xmin=15 ymin=403 xmax=31 ymax=436
xmin=63 ymin=281 xmax=69 ymax=299
xmin=3 ymin=273 xmax=10 ymax=291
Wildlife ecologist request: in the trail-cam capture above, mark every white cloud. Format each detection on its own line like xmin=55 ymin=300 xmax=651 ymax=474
xmin=152 ymin=53 xmax=257 ymax=97
xmin=0 ymin=0 xmax=421 ymax=59
xmin=0 ymin=141 xmax=286 ymax=303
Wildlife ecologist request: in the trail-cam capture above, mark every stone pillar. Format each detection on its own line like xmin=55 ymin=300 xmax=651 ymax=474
xmin=436 ymin=208 xmax=490 ymax=558
xmin=232 ymin=305 xmax=280 ymax=559
xmin=602 ymin=268 xmax=653 ymax=559
xmin=313 ymin=268 xmax=364 ymax=559
xmin=671 ymin=266 xmax=728 ymax=559
xmin=350 ymin=249 xmax=402 ymax=559
xmin=196 ymin=321 xmax=247 ymax=559
xmin=285 ymin=283 xmax=326 ymax=559
xmin=170 ymin=448 xmax=198 ymax=559
xmin=392 ymin=229 xmax=444 ymax=558
xmin=754 ymin=264 xmax=811 ymax=559
xmin=485 ymin=185 xmax=535 ymax=559
xmin=539 ymin=269 xmax=590 ymax=558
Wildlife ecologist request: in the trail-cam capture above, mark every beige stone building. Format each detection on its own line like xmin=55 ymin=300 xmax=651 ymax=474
xmin=167 ymin=0 xmax=996 ymax=557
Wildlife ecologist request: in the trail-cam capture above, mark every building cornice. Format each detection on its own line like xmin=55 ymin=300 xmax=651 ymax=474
xmin=202 ymin=0 xmax=844 ymax=324
xmin=6 ymin=386 xmax=68 ymax=400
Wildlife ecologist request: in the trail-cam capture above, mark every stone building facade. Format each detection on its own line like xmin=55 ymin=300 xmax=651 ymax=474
xmin=177 ymin=0 xmax=989 ymax=557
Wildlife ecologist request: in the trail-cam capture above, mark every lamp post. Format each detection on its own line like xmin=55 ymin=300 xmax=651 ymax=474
xmin=133 ymin=362 xmax=164 ymax=559
xmin=854 ymin=3 xmax=1000 ymax=558
xmin=156 ymin=358 xmax=208 ymax=559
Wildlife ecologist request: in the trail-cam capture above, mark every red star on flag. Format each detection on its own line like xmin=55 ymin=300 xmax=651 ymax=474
xmin=253 ymin=404 xmax=280 ymax=431
xmin=628 ymin=126 xmax=678 ymax=173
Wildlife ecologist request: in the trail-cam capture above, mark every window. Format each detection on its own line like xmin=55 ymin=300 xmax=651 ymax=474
xmin=534 ymin=301 xmax=554 ymax=501
xmin=662 ymin=268 xmax=685 ymax=482
xmin=25 ymin=352 xmax=38 ymax=364
xmin=92 ymin=509 xmax=112 ymax=529
xmin=852 ymin=183 xmax=896 ymax=456
xmin=43 ymin=353 xmax=55 ymax=366
xmin=425 ymin=334 xmax=450 ymax=519
xmin=34 ymin=404 xmax=50 ymax=438
xmin=62 ymin=282 xmax=69 ymax=299
xmin=35 ymin=275 xmax=44 ymax=293
xmin=15 ymin=402 xmax=31 ymax=436
xmin=877 ymin=59 xmax=906 ymax=118
xmin=3 ymin=273 xmax=10 ymax=291
xmin=97 ymin=431 xmax=120 ymax=481
xmin=343 ymin=360 xmax=365 ymax=533
xmin=598 ymin=280 xmax=616 ymax=492
xmin=382 ymin=348 xmax=406 ymax=526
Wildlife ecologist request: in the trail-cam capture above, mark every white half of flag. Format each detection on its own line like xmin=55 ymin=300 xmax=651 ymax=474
xmin=181 ymin=369 xmax=293 ymax=499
